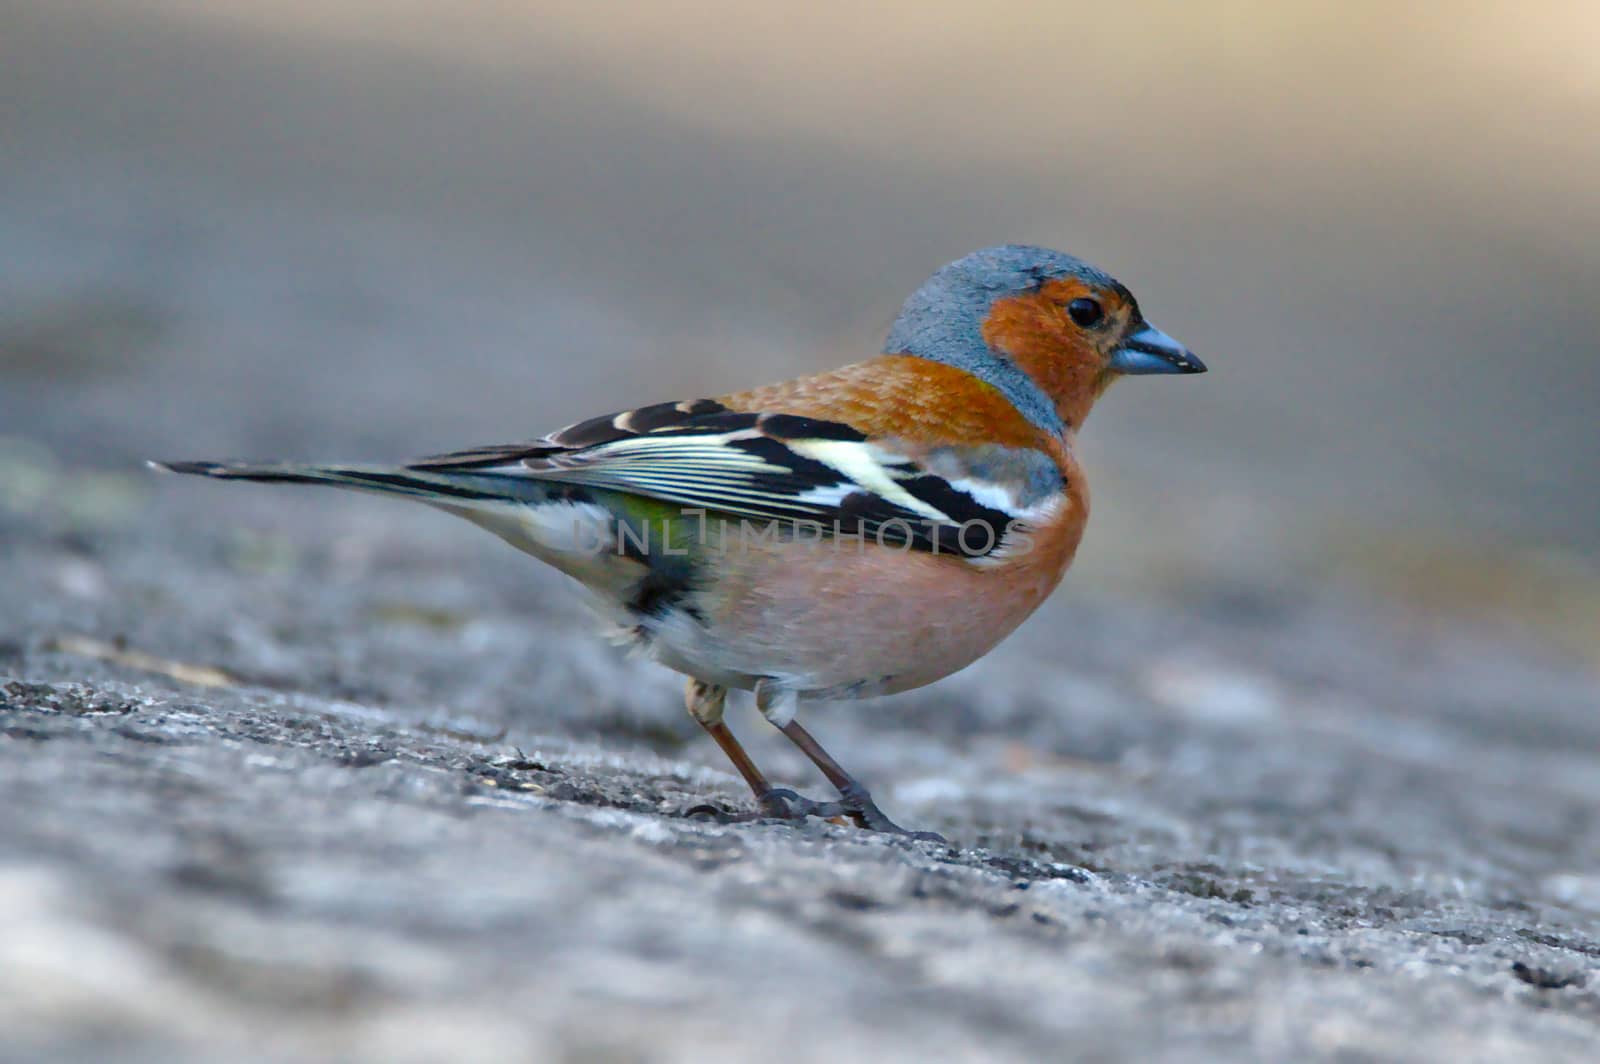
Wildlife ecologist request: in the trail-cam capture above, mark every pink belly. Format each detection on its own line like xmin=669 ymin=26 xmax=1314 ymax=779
xmin=644 ymin=522 xmax=1080 ymax=698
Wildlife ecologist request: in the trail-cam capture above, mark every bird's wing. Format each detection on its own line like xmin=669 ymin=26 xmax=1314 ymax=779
xmin=411 ymin=400 xmax=1064 ymax=559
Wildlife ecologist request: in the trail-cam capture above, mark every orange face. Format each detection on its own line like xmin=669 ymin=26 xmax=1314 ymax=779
xmin=979 ymin=277 xmax=1141 ymax=430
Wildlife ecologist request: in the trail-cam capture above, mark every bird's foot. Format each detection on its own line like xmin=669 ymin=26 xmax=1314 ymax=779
xmin=834 ymin=783 xmax=946 ymax=843
xmin=756 ymin=787 xmax=845 ymax=822
xmin=755 ymin=784 xmax=945 ymax=843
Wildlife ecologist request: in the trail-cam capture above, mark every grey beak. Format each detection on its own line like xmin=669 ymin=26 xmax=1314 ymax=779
xmin=1110 ymin=322 xmax=1206 ymax=375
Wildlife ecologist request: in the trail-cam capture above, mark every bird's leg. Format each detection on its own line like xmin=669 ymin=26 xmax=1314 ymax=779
xmin=683 ymin=679 xmax=836 ymax=821
xmin=754 ymin=680 xmax=945 ymax=843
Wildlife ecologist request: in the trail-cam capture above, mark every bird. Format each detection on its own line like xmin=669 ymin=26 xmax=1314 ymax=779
xmin=152 ymin=244 xmax=1205 ymax=840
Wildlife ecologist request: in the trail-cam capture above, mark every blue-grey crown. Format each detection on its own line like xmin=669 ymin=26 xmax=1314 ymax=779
xmin=883 ymin=245 xmax=1117 ymax=435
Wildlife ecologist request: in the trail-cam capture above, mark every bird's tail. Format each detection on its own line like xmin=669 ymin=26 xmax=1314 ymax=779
xmin=147 ymin=459 xmax=540 ymax=507
xmin=152 ymin=457 xmax=665 ymax=602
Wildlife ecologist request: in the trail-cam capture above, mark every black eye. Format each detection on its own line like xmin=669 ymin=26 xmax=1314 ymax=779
xmin=1067 ymin=298 xmax=1104 ymax=328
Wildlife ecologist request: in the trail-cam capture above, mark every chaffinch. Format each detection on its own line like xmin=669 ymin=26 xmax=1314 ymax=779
xmin=156 ymin=245 xmax=1205 ymax=839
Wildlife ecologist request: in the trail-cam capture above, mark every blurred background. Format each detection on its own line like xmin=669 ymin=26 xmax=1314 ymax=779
xmin=3 ymin=0 xmax=1598 ymax=655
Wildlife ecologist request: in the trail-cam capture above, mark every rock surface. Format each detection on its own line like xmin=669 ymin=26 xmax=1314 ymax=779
xmin=3 ymin=486 xmax=1599 ymax=1063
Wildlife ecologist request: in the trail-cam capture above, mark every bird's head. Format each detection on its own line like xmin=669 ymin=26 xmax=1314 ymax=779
xmin=885 ymin=244 xmax=1204 ymax=434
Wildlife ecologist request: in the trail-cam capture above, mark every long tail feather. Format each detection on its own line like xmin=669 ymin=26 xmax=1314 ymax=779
xmin=149 ymin=457 xmax=682 ymax=605
xmin=147 ymin=459 xmax=537 ymax=504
